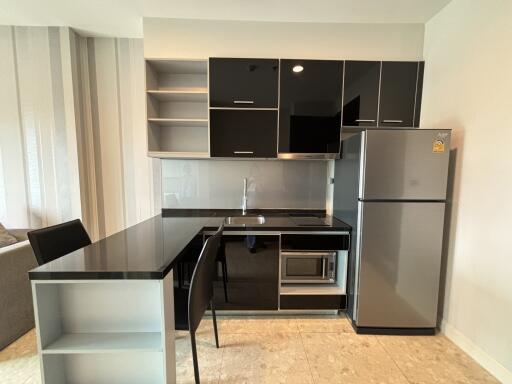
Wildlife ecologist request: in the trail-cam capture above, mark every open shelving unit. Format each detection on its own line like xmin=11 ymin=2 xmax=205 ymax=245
xmin=32 ymin=278 xmax=175 ymax=384
xmin=42 ymin=332 xmax=162 ymax=354
xmin=146 ymin=59 xmax=209 ymax=158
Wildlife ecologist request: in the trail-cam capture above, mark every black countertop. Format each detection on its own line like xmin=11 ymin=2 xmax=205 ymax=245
xmin=29 ymin=210 xmax=350 ymax=280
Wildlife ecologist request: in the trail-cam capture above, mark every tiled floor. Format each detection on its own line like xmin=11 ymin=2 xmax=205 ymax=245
xmin=0 ymin=314 xmax=500 ymax=384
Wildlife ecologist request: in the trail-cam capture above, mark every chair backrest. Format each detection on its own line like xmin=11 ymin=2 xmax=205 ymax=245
xmin=188 ymin=225 xmax=223 ymax=332
xmin=28 ymin=219 xmax=92 ymax=266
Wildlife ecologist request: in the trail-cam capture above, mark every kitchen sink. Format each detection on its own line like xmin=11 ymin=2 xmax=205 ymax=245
xmin=224 ymin=215 xmax=266 ymax=225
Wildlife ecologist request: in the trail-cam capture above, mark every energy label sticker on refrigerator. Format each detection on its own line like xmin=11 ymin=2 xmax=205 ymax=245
xmin=432 ymin=139 xmax=445 ymax=153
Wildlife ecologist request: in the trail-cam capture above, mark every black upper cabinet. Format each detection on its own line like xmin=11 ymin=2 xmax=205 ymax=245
xmin=210 ymin=109 xmax=277 ymax=158
xmin=278 ymin=59 xmax=343 ymax=155
xmin=342 ymin=61 xmax=380 ymax=127
xmin=379 ymin=61 xmax=420 ymax=127
xmin=209 ymin=58 xmax=279 ymax=108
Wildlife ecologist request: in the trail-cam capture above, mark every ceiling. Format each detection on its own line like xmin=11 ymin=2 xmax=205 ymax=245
xmin=0 ymin=0 xmax=452 ymax=38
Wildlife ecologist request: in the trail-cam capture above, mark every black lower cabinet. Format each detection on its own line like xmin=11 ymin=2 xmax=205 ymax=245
xmin=212 ymin=235 xmax=280 ymax=310
xmin=280 ymin=295 xmax=346 ymax=310
xmin=173 ymin=235 xmax=204 ymax=288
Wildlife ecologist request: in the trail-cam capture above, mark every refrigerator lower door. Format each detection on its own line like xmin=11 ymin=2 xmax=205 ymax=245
xmin=355 ymin=201 xmax=445 ymax=328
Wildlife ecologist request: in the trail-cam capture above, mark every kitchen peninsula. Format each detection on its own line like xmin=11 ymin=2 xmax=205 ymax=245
xmin=29 ymin=211 xmax=350 ymax=384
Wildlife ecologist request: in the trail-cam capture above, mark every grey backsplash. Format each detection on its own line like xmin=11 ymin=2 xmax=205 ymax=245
xmin=162 ymin=160 xmax=328 ymax=210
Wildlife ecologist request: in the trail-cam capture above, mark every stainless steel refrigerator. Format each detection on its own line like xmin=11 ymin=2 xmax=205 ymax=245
xmin=334 ymin=129 xmax=450 ymax=333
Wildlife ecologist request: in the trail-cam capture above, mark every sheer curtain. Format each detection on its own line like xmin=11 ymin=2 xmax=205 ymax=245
xmin=0 ymin=26 xmax=81 ymax=229
xmin=0 ymin=26 xmax=160 ymax=238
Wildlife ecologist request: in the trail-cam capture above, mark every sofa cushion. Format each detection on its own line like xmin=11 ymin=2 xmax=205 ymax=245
xmin=0 ymin=223 xmax=18 ymax=249
xmin=0 ymin=238 xmax=37 ymax=349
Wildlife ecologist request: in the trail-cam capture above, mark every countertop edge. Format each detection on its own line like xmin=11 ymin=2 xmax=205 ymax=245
xmin=29 ymin=213 xmax=351 ymax=281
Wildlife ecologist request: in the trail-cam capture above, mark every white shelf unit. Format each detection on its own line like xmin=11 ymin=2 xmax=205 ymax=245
xmin=146 ymin=59 xmax=209 ymax=158
xmin=42 ymin=332 xmax=162 ymax=354
xmin=280 ymin=284 xmax=346 ymax=296
xmin=32 ymin=277 xmax=175 ymax=384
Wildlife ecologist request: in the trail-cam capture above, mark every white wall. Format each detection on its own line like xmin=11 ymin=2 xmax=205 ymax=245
xmin=0 ymin=26 xmax=82 ymax=229
xmin=143 ymin=18 xmax=424 ymax=60
xmin=421 ymin=1 xmax=512 ymax=382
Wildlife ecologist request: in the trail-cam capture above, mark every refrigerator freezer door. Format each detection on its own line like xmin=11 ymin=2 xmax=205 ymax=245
xmin=361 ymin=130 xmax=450 ymax=200
xmin=355 ymin=201 xmax=445 ymax=328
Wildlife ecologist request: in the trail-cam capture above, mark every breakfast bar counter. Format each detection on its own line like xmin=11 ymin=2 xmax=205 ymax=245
xmin=29 ymin=211 xmax=350 ymax=383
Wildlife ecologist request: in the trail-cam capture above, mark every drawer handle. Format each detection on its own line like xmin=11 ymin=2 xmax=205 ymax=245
xmin=234 ymin=151 xmax=254 ymax=154
xmin=355 ymin=119 xmax=376 ymax=123
xmin=382 ymin=119 xmax=404 ymax=123
xmin=233 ymin=100 xmax=254 ymax=104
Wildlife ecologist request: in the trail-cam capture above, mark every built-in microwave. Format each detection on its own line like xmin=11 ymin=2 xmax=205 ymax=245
xmin=281 ymin=251 xmax=336 ymax=284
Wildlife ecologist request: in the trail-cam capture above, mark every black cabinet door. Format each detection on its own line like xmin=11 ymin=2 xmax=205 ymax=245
xmin=209 ymin=58 xmax=279 ymax=108
xmin=213 ymin=235 xmax=280 ymax=310
xmin=210 ymin=110 xmax=277 ymax=158
xmin=278 ymin=59 xmax=343 ymax=154
xmin=414 ymin=62 xmax=424 ymax=127
xmin=379 ymin=61 xmax=419 ymax=127
xmin=342 ymin=61 xmax=380 ymax=127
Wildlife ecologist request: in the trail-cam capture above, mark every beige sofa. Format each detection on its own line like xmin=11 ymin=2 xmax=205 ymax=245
xmin=0 ymin=229 xmax=38 ymax=349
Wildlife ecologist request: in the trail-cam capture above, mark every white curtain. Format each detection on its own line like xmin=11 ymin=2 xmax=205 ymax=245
xmin=0 ymin=26 xmax=161 ymax=239
xmin=0 ymin=26 xmax=81 ymax=229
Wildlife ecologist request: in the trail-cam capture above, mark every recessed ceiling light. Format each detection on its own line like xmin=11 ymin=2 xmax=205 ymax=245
xmin=292 ymin=65 xmax=304 ymax=73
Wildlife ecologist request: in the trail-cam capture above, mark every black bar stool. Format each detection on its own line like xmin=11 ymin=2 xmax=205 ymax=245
xmin=28 ymin=219 xmax=91 ymax=265
xmin=174 ymin=224 xmax=223 ymax=384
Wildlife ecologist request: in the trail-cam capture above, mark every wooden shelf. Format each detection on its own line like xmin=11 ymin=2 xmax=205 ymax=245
xmin=147 ymin=89 xmax=207 ymax=102
xmin=42 ymin=332 xmax=162 ymax=354
xmin=148 ymin=151 xmax=209 ymax=159
xmin=148 ymin=118 xmax=208 ymax=126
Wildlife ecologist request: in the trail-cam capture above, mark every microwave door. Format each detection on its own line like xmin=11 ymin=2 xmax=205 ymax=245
xmin=281 ymin=252 xmax=336 ymax=283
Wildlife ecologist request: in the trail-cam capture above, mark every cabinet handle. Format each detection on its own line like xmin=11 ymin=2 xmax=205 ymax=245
xmin=382 ymin=119 xmax=404 ymax=123
xmin=355 ymin=119 xmax=376 ymax=123
xmin=234 ymin=151 xmax=254 ymax=155
xmin=233 ymin=100 xmax=254 ymax=104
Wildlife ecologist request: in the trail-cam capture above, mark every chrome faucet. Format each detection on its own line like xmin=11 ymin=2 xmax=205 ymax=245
xmin=241 ymin=177 xmax=248 ymax=215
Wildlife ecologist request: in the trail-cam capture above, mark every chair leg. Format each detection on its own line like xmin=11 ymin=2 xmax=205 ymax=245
xmin=221 ymin=261 xmax=229 ymax=302
xmin=222 ymin=259 xmax=229 ymax=282
xmin=177 ymin=263 xmax=182 ymax=288
xmin=190 ymin=331 xmax=200 ymax=384
xmin=211 ymin=299 xmax=220 ymax=348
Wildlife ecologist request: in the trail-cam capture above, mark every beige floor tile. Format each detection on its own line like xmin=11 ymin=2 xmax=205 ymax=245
xmin=0 ymin=321 xmax=501 ymax=384
xmin=0 ymin=330 xmax=41 ymax=384
xmin=294 ymin=314 xmax=354 ymax=333
xmin=300 ymin=331 xmax=343 ymax=346
xmin=304 ymin=333 xmax=409 ymax=384
xmin=220 ymin=332 xmax=312 ymax=382
xmin=377 ymin=335 xmax=500 ymax=384
xmin=175 ymin=331 xmax=223 ymax=384
xmin=218 ymin=371 xmax=314 ymax=384
xmin=196 ymin=316 xmax=233 ymax=335
xmin=222 ymin=317 xmax=300 ymax=334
